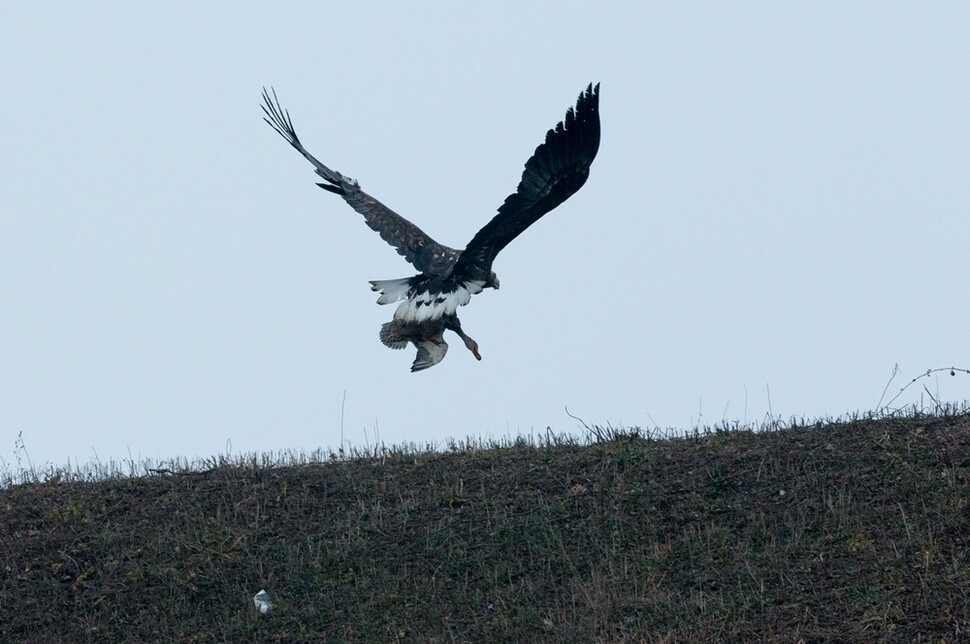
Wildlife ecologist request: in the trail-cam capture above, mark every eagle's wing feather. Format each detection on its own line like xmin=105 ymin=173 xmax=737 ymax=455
xmin=262 ymin=88 xmax=460 ymax=276
xmin=450 ymin=83 xmax=601 ymax=283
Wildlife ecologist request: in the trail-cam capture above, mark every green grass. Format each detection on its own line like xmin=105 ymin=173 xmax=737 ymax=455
xmin=2 ymin=412 xmax=968 ymax=642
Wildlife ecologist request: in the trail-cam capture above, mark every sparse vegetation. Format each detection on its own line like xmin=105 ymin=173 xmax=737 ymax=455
xmin=2 ymin=411 xmax=968 ymax=642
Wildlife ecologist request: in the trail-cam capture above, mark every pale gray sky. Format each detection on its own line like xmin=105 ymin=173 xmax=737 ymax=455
xmin=2 ymin=4 xmax=968 ymax=468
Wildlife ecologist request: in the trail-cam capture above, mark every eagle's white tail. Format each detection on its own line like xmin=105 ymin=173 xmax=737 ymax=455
xmin=369 ymin=278 xmax=412 ymax=305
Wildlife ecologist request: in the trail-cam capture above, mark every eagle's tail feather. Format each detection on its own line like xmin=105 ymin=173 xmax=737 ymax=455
xmin=370 ymin=277 xmax=413 ymax=305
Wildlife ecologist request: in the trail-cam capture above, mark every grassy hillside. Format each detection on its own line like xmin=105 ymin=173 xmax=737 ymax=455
xmin=2 ymin=413 xmax=968 ymax=642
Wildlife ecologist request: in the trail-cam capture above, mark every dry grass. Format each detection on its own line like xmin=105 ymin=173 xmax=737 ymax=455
xmin=2 ymin=411 xmax=968 ymax=642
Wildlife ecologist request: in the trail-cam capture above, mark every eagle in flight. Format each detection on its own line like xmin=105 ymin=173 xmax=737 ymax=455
xmin=262 ymin=83 xmax=600 ymax=371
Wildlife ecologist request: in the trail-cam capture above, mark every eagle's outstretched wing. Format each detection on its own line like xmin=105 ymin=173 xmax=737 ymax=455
xmin=450 ymin=83 xmax=601 ymax=283
xmin=261 ymin=88 xmax=461 ymax=277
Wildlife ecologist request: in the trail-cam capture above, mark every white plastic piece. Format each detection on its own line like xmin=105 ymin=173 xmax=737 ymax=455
xmin=253 ymin=589 xmax=272 ymax=614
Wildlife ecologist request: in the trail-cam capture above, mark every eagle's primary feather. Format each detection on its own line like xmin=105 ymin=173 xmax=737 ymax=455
xmin=262 ymin=84 xmax=600 ymax=371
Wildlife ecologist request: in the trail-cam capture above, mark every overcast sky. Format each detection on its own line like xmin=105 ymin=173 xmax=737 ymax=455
xmin=2 ymin=4 xmax=968 ymax=469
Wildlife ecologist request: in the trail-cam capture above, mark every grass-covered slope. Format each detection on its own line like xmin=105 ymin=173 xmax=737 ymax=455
xmin=2 ymin=413 xmax=968 ymax=642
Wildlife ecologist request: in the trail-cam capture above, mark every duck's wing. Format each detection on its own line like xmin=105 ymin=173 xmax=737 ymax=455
xmin=411 ymin=337 xmax=449 ymax=372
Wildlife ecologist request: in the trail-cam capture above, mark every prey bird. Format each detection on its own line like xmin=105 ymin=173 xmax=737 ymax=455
xmin=262 ymin=84 xmax=600 ymax=371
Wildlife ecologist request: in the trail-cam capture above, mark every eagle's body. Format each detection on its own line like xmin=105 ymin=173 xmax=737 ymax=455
xmin=262 ymin=84 xmax=600 ymax=371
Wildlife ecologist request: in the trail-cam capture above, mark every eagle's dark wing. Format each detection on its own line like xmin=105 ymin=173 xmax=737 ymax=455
xmin=449 ymin=83 xmax=601 ymax=283
xmin=261 ymin=88 xmax=461 ymax=276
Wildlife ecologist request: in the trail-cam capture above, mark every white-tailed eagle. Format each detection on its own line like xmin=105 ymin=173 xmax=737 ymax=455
xmin=262 ymin=84 xmax=600 ymax=371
